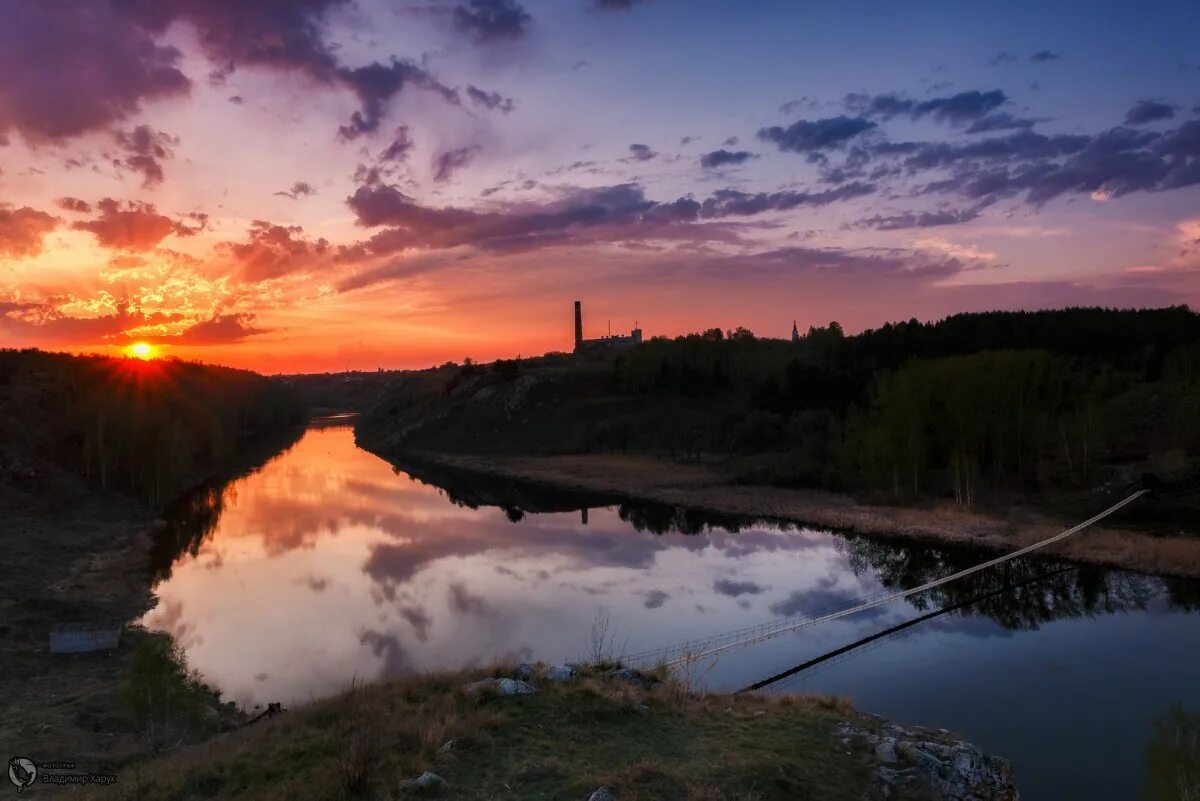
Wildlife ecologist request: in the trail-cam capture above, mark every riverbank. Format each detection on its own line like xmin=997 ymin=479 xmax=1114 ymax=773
xmin=384 ymin=449 xmax=1200 ymax=579
xmin=0 ymin=429 xmax=290 ymax=778
xmin=0 ymin=351 xmax=307 ymax=781
xmin=87 ymin=662 xmax=1017 ymax=801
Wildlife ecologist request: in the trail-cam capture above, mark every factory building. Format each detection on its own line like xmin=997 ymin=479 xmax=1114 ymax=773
xmin=573 ymin=300 xmax=643 ymax=353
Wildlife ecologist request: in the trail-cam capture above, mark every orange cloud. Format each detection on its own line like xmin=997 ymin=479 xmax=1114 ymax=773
xmin=0 ymin=205 xmax=60 ymax=258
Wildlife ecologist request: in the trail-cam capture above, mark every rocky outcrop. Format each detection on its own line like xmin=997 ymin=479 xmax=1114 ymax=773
xmin=837 ymin=719 xmax=1018 ymax=800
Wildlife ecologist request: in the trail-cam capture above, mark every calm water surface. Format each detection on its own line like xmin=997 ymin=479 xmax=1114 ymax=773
xmin=145 ymin=423 xmax=1200 ymax=800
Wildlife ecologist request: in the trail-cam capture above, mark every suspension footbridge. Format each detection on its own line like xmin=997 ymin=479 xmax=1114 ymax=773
xmin=616 ymin=490 xmax=1147 ymax=670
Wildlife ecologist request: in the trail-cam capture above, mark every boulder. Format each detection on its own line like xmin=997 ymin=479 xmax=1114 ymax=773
xmin=605 ymin=667 xmax=655 ymax=686
xmin=587 ymin=786 xmax=616 ymax=801
xmin=545 ymin=664 xmax=577 ymax=682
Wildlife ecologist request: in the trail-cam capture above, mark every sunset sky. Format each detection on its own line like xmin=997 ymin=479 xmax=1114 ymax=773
xmin=2 ymin=0 xmax=1198 ymax=372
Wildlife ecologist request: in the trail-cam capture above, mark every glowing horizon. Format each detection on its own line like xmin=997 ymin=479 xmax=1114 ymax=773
xmin=2 ymin=1 xmax=1198 ymax=373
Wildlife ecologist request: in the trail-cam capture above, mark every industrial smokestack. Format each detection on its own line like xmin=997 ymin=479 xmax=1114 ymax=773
xmin=574 ymin=300 xmax=583 ymax=348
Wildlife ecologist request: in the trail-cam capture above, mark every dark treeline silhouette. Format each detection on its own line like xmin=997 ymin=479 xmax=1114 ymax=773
xmin=0 ymin=349 xmax=304 ymax=506
xmin=612 ymin=306 xmax=1200 ymax=500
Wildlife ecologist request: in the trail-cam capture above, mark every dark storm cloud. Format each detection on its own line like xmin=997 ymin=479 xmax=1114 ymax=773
xmin=1125 ymin=100 xmax=1178 ymax=126
xmin=432 ymin=145 xmax=482 ymax=182
xmin=0 ymin=206 xmax=60 ymax=258
xmin=466 ymin=85 xmax=516 ymax=113
xmin=699 ymin=149 xmax=755 ymax=169
xmin=857 ymin=207 xmax=984 ymax=230
xmin=593 ymin=0 xmax=645 ymax=8
xmin=757 ymin=116 xmax=876 ymax=153
xmin=0 ymin=2 xmax=190 ymax=143
xmin=114 ymin=125 xmax=177 ymax=187
xmin=847 ymin=89 xmax=1008 ymax=125
xmin=453 ymin=0 xmax=532 ymax=42
xmin=274 ymin=181 xmax=317 ymax=200
xmin=1030 ymin=50 xmax=1060 ymax=62
xmin=712 ymin=578 xmax=766 ymax=597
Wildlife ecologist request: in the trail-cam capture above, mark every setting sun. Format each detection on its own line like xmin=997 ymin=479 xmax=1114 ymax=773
xmin=126 ymin=342 xmax=158 ymax=360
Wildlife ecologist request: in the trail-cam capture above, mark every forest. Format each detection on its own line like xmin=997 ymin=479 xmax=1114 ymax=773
xmin=0 ymin=349 xmax=304 ymax=506
xmin=611 ymin=306 xmax=1200 ymax=501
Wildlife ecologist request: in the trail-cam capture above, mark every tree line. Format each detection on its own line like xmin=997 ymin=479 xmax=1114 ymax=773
xmin=609 ymin=306 xmax=1200 ymax=502
xmin=0 ymin=349 xmax=304 ymax=506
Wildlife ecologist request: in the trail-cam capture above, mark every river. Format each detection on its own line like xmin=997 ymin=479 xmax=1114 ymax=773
xmin=145 ymin=421 xmax=1200 ymax=800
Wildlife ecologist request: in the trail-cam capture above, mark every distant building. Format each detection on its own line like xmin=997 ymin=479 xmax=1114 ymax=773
xmin=792 ymin=320 xmax=800 ymax=342
xmin=573 ymin=300 xmax=643 ymax=353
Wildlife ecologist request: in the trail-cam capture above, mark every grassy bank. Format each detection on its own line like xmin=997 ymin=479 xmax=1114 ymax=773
xmin=0 ymin=350 xmax=302 ymax=777
xmin=377 ymin=449 xmax=1200 ymax=580
xmin=85 ymin=663 xmax=1014 ymax=801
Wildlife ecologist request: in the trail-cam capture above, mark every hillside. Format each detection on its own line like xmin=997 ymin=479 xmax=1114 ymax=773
xmin=86 ymin=662 xmax=1018 ymax=801
xmin=355 ymin=307 xmax=1200 ymax=575
xmin=0 ymin=349 xmax=303 ymax=771
xmin=358 ymin=307 xmax=1200 ymax=497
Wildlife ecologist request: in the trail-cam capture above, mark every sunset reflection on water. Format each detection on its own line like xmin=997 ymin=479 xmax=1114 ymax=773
xmin=144 ymin=424 xmax=863 ymax=706
xmin=143 ymin=424 xmax=1200 ymax=801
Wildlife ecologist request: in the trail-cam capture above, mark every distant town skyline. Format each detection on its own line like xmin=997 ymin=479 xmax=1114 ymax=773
xmin=2 ymin=0 xmax=1199 ymax=371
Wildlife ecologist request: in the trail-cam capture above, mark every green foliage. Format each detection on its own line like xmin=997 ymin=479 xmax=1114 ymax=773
xmin=122 ymin=635 xmax=213 ymax=744
xmin=360 ymin=306 xmax=1200 ymax=504
xmin=605 ymin=307 xmax=1200 ymax=501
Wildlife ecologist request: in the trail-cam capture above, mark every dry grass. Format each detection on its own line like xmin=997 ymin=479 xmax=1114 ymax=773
xmin=80 ymin=663 xmax=879 ymax=801
xmin=419 ymin=451 xmax=1200 ymax=578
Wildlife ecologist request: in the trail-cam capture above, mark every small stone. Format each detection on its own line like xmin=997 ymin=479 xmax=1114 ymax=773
xmin=439 ymin=738 xmax=459 ymax=753
xmin=605 ymin=667 xmax=655 ymax=687
xmin=463 ymin=677 xmax=538 ymax=698
xmin=414 ymin=772 xmax=444 ymax=788
xmin=399 ymin=771 xmax=446 ymax=794
xmin=499 ymin=677 xmax=537 ymax=696
xmin=588 ymin=786 xmax=615 ymax=801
